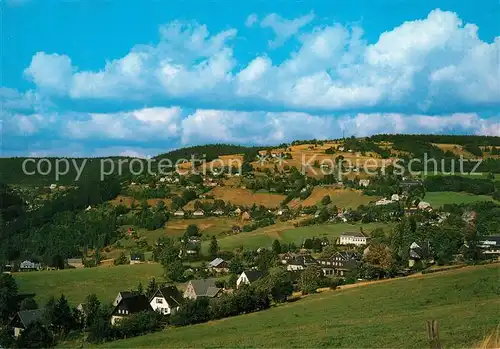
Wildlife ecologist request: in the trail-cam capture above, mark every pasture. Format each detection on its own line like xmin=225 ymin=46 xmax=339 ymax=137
xmin=93 ymin=264 xmax=500 ymax=348
xmin=202 ymin=221 xmax=392 ymax=252
xmin=208 ymin=186 xmax=286 ymax=208
xmin=424 ymin=191 xmax=498 ymax=208
xmin=299 ymin=187 xmax=376 ymax=208
xmin=14 ymin=263 xmax=165 ymax=306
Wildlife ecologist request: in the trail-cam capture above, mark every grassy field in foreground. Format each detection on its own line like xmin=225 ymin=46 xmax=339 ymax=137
xmin=202 ymin=222 xmax=393 ymax=253
xmin=93 ymin=264 xmax=499 ymax=348
xmin=424 ymin=191 xmax=498 ymax=208
xmin=14 ymin=263 xmax=165 ymax=306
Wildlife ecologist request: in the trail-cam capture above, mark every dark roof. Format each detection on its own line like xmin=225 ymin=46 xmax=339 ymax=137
xmin=114 ymin=294 xmax=151 ymax=314
xmin=189 ymin=278 xmax=221 ymax=297
xmin=341 ymin=231 xmax=366 ymax=238
xmin=289 ymin=254 xmax=317 ymax=266
xmin=13 ymin=293 xmax=36 ymax=304
xmin=119 ymin=291 xmax=139 ymax=299
xmin=15 ymin=309 xmax=45 ymax=329
xmin=155 ymin=286 xmax=184 ymax=307
xmin=479 ymin=236 xmax=500 ymax=247
xmin=242 ymin=270 xmax=265 ymax=283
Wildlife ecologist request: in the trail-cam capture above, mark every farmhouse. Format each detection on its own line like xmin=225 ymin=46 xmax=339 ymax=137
xmin=209 ymin=258 xmax=229 ymax=273
xmin=112 ymin=291 xmax=139 ymax=307
xmin=236 ymin=270 xmax=265 ymax=288
xmin=317 ymin=252 xmax=360 ymax=276
xmin=11 ymin=309 xmax=45 ymax=337
xmin=183 ymin=279 xmax=222 ymax=300
xmin=408 ymin=242 xmax=425 ymax=267
xmin=149 ymin=286 xmax=184 ymax=315
xmin=174 ymin=210 xmax=185 ymax=217
xmin=391 ymin=194 xmax=401 ymax=201
xmin=241 ymin=211 xmax=252 ymax=221
xmin=286 ymin=254 xmax=318 ymax=271
xmin=477 ymin=236 xmax=500 ymax=257
xmin=359 ymin=179 xmax=370 ymax=187
xmin=19 ymin=260 xmax=41 ymax=272
xmin=193 ymin=209 xmax=205 ymax=217
xmin=417 ymin=201 xmax=432 ymax=211
xmin=337 ymin=232 xmax=368 ymax=246
xmin=130 ymin=253 xmax=145 ymax=264
xmin=111 ymin=293 xmax=151 ymax=325
xmin=67 ymin=258 xmax=83 ymax=268
xmin=213 ymin=209 xmax=224 ymax=216
xmin=375 ymin=198 xmax=394 ymax=206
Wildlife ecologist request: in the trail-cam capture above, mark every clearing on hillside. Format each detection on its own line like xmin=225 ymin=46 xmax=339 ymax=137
xmin=299 ymin=187 xmax=376 ymax=208
xmin=109 ymin=195 xmax=172 ymax=209
xmin=424 ymin=191 xmax=498 ymax=208
xmin=95 ymin=264 xmax=500 ymax=348
xmin=208 ymin=186 xmax=286 ymax=208
xmin=14 ymin=263 xmax=165 ymax=306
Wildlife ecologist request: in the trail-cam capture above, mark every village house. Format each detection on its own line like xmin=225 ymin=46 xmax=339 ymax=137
xmin=182 ymin=242 xmax=199 ymax=256
xmin=286 ymin=254 xmax=318 ymax=271
xmin=67 ymin=258 xmax=83 ymax=269
xmin=19 ymin=260 xmax=41 ymax=272
xmin=359 ymin=179 xmax=370 ymax=187
xmin=212 ymin=209 xmax=224 ymax=216
xmin=173 ymin=209 xmax=185 ymax=217
xmin=280 ymin=252 xmax=297 ymax=264
xmin=112 ymin=291 xmax=139 ymax=307
xmin=11 ymin=309 xmax=45 ymax=337
xmin=417 ymin=201 xmax=432 ymax=211
xmin=208 ymin=258 xmax=229 ymax=273
xmin=317 ymin=251 xmax=360 ymax=277
xmin=375 ymin=198 xmax=394 ymax=206
xmin=408 ymin=241 xmax=430 ymax=267
xmin=111 ymin=293 xmax=151 ymax=325
xmin=337 ymin=232 xmax=368 ymax=246
xmin=49 ymin=184 xmax=57 ymax=190
xmin=130 ymin=253 xmax=145 ymax=265
xmin=276 ymin=207 xmax=289 ymax=216
xmin=193 ymin=209 xmax=205 ymax=217
xmin=149 ymin=286 xmax=184 ymax=315
xmin=391 ymin=194 xmax=401 ymax=201
xmin=183 ymin=279 xmax=222 ymax=300
xmin=236 ymin=270 xmax=265 ymax=288
xmin=241 ymin=211 xmax=252 ymax=221
xmin=477 ymin=236 xmax=500 ymax=257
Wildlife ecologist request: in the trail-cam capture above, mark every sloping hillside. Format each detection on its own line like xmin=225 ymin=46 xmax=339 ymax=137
xmin=93 ymin=264 xmax=499 ymax=348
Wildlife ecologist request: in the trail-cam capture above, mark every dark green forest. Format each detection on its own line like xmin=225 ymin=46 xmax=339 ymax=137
xmin=0 ymin=178 xmax=121 ymax=263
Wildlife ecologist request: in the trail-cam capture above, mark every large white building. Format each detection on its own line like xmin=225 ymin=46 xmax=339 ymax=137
xmin=337 ymin=232 xmax=368 ymax=246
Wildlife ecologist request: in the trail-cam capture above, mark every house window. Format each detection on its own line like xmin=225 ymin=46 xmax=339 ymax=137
xmin=125 ymin=310 xmax=128 ymax=315
xmin=156 ymin=298 xmax=163 ymax=304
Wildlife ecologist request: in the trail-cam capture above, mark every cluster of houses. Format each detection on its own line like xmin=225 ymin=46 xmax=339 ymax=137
xmin=172 ymin=206 xmax=253 ymax=221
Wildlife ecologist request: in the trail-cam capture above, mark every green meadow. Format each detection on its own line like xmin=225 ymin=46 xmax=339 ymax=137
xmin=14 ymin=263 xmax=165 ymax=306
xmin=202 ymin=222 xmax=393 ymax=253
xmin=424 ymin=191 xmax=498 ymax=208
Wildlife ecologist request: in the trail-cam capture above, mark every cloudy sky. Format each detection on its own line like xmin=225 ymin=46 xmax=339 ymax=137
xmin=2 ymin=0 xmax=499 ymax=157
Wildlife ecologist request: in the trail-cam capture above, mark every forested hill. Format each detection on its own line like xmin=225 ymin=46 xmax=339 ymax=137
xmin=368 ymin=134 xmax=500 ymax=146
xmin=0 ymin=178 xmax=121 ymax=262
xmin=0 ymin=144 xmax=265 ymax=185
xmin=154 ymin=144 xmax=265 ymax=162
xmin=0 ymin=157 xmax=139 ymax=185
xmin=1 ymin=136 xmax=500 ymax=185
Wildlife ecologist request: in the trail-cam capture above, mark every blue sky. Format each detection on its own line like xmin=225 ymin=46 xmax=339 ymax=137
xmin=2 ymin=0 xmax=499 ymax=157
